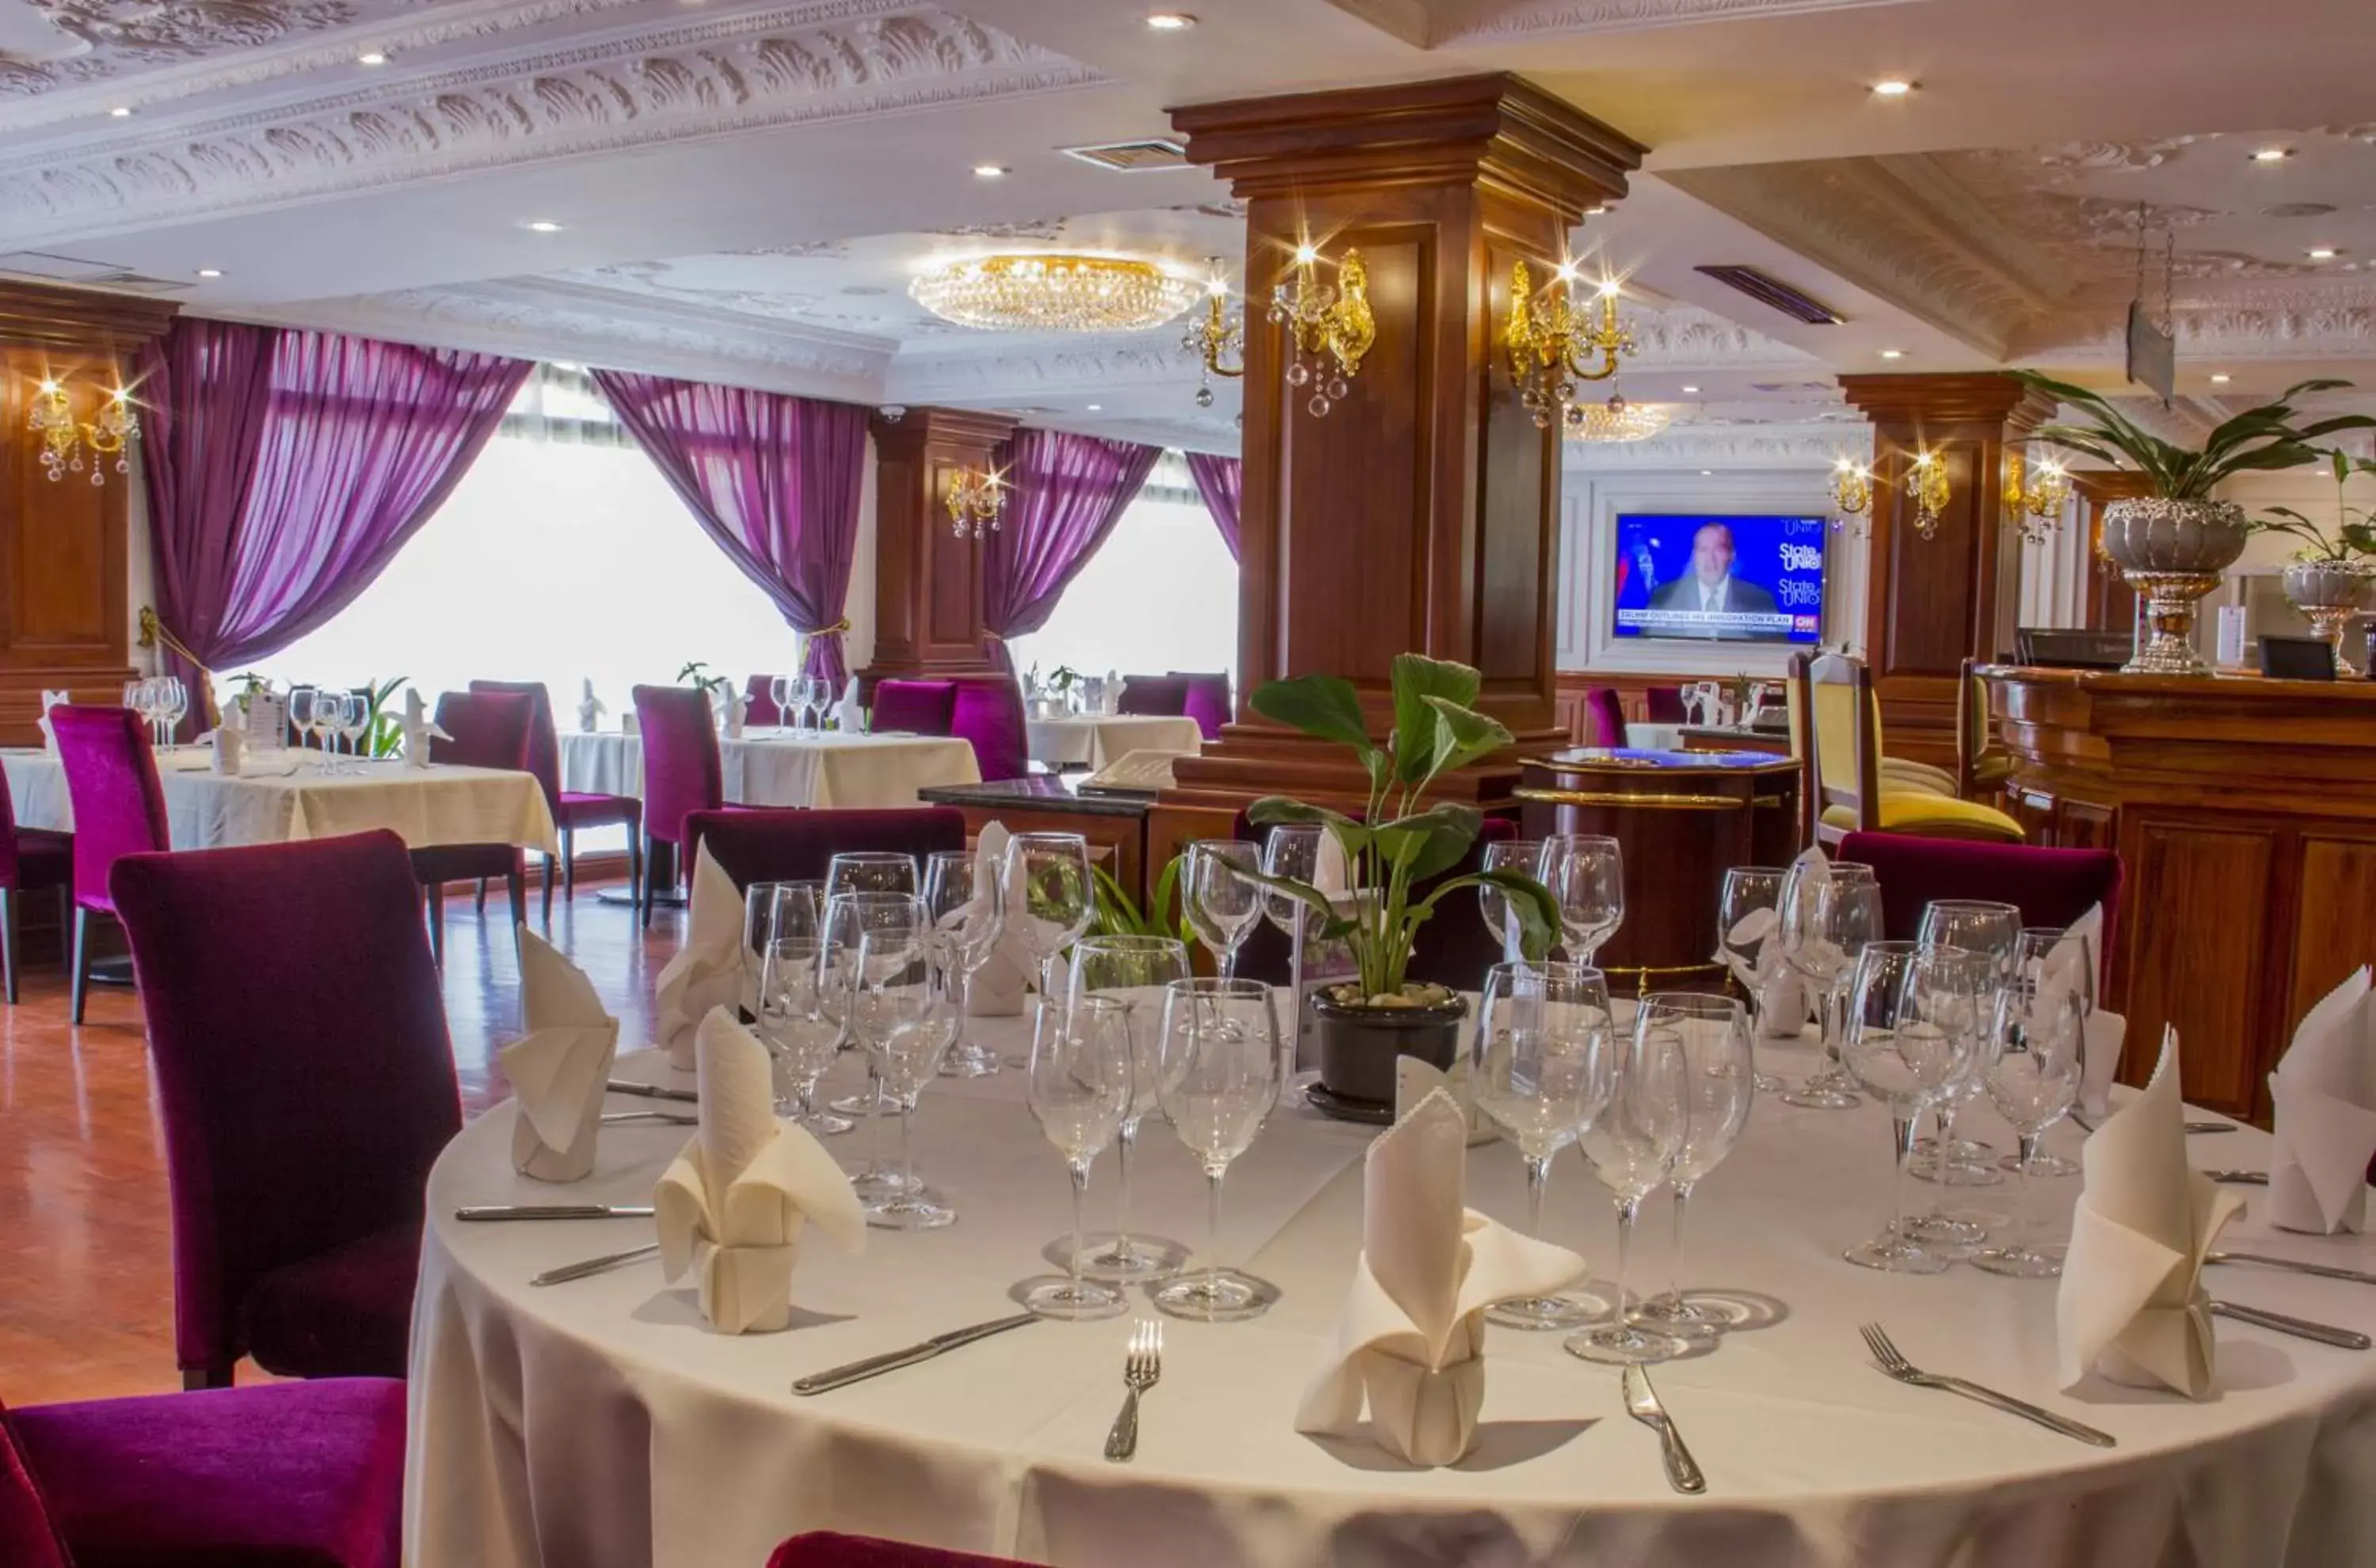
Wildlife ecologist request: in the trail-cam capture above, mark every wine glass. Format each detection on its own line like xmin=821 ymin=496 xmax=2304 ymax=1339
xmin=1836 ymin=941 xmax=1990 ymax=1274
xmin=852 ymin=921 xmax=958 ymax=1229
xmin=1151 ymin=978 xmax=1283 ymax=1323
xmin=1260 ymin=824 xmax=1323 ymax=1060
xmin=1913 ymin=899 xmax=2022 ymax=1185
xmin=1537 ymin=833 xmax=1624 ymax=965
xmin=922 ymin=850 xmax=1004 ymax=1078
xmin=1631 ymin=993 xmax=1756 ymax=1338
xmin=1069 ymin=934 xmax=1192 ymax=1281
xmin=1566 ymin=1007 xmax=1693 ymax=1366
xmin=826 ymin=851 xmax=919 ymax=900
xmin=823 ymin=891 xmax=931 ymax=1197
xmin=1472 ymin=961 xmax=1615 ymax=1330
xmin=1479 ymin=839 xmax=1545 ymax=965
xmin=756 ymin=937 xmax=850 ymax=1127
xmin=337 ymin=691 xmax=368 ymax=769
xmin=1973 ymin=953 xmax=2085 ymax=1277
xmin=286 ymin=688 xmax=318 ymax=759
xmin=806 ymin=676 xmax=835 ymax=731
xmin=744 ymin=879 xmax=821 ymax=1023
xmin=1002 ymin=833 xmax=1094 ymax=1001
xmin=1715 ymin=866 xmax=1791 ymax=1092
xmin=2004 ymin=925 xmax=2095 ymax=1179
xmin=159 ymin=676 xmax=190 ymax=751
xmin=770 ymin=674 xmax=794 ymax=733
xmin=1183 ymin=839 xmax=1262 ymax=982
xmin=1020 ymin=994 xmax=1134 ymax=1320
xmin=1776 ymin=861 xmax=1882 ymax=1109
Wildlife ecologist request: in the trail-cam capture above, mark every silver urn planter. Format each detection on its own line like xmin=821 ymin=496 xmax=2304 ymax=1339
xmin=2281 ymin=558 xmax=2376 ymax=677
xmin=2100 ymin=498 xmax=2250 ymax=676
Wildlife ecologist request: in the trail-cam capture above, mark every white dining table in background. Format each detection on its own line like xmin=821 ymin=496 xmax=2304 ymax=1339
xmin=1623 ymin=722 xmax=1686 ymax=751
xmin=558 ymin=729 xmax=980 ymax=811
xmin=1 ymin=747 xmax=558 ymax=854
xmin=1024 ymin=714 xmax=1204 ymax=771
xmin=408 ymin=1018 xmax=2376 ymax=1568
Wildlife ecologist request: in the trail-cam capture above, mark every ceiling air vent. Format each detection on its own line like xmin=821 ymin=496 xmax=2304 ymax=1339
xmin=1060 ymin=138 xmax=1190 ymax=173
xmin=1694 ymin=265 xmax=1841 ymax=325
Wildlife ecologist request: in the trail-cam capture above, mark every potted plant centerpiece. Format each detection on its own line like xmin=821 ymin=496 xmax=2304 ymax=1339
xmin=1243 ymin=654 xmax=1560 ymax=1121
xmin=2012 ymin=372 xmax=2374 ymax=675
xmin=2250 ymin=451 xmax=2376 ymax=676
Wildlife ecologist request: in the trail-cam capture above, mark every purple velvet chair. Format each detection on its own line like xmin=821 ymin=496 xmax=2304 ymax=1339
xmin=4 ymin=1378 xmax=406 ymax=1568
xmin=1117 ymin=674 xmax=1190 ymax=717
xmin=950 ymin=679 xmax=1029 ymax=782
xmin=1229 ymin=812 xmax=1518 ymax=991
xmin=50 ymin=705 xmax=170 ymax=1025
xmin=1643 ymin=686 xmax=1688 ymax=724
xmin=470 ymin=679 xmax=642 ymax=922
xmin=109 ymin=829 xmax=460 ymax=1387
xmin=0 ymin=767 xmax=70 ymax=1005
xmin=410 ymin=691 xmax=533 ymax=967
xmin=744 ymin=674 xmax=787 ymax=729
xmin=1170 ymin=670 xmax=1232 ymax=740
xmin=870 ymin=679 xmax=960 ymax=736
xmin=769 ymin=1532 xmax=1032 ymax=1568
xmin=1839 ymin=830 xmax=2123 ymax=976
xmin=1582 ymin=687 xmax=1628 ymax=748
xmin=633 ymin=684 xmax=726 ymax=927
xmin=683 ymin=807 xmax=966 ymax=891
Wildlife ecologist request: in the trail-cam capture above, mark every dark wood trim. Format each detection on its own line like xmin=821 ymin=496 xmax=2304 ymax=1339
xmin=859 ymin=406 xmax=1017 ymax=686
xmin=0 ymin=281 xmax=179 ymax=356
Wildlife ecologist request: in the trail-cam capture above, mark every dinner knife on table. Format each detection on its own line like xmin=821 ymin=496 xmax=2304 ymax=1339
xmin=1622 ymin=1364 xmax=1705 ymax=1495
xmin=2208 ymin=1250 xmax=2376 ymax=1286
xmin=454 ymin=1204 xmax=657 ymax=1221
xmin=792 ymin=1314 xmax=1040 ymax=1395
xmin=607 ymin=1079 xmax=698 ymax=1103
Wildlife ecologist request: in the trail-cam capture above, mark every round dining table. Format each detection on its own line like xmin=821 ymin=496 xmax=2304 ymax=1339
xmin=409 ymin=1017 xmax=2376 ymax=1568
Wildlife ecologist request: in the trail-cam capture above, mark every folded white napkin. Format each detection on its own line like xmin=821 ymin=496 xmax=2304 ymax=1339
xmin=578 ymin=678 xmax=604 ymax=735
xmin=967 ymin=822 xmax=1026 ymax=1017
xmin=2056 ymin=1029 xmax=2243 ymax=1399
xmin=654 ymin=842 xmax=745 ymax=1071
xmin=722 ymin=691 xmax=747 ymax=739
xmin=401 ymin=688 xmax=449 ymax=769
xmin=653 ymin=1008 xmax=865 ymax=1333
xmin=2036 ymin=904 xmax=2102 ymax=1024
xmin=1718 ymin=902 xmax=1810 ymax=1041
xmin=2267 ymin=966 xmax=2376 ymax=1235
xmin=35 ymin=688 xmax=67 ymax=751
xmin=203 ymin=727 xmax=245 ymax=778
xmin=2081 ymin=1008 xmax=2128 ymax=1120
xmin=501 ymin=928 xmax=620 ymax=1182
xmin=1395 ymin=1056 xmax=1495 ymax=1147
xmin=1297 ymin=1090 xmax=1585 ymax=1465
xmin=832 ymin=678 xmax=865 ymax=734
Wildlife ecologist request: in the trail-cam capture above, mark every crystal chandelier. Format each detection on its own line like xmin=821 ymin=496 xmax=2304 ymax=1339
xmin=1563 ymin=394 xmax=1670 ymax=443
xmin=30 ymin=376 xmax=139 ymax=485
xmin=1270 ymin=242 xmax=1373 ymax=417
xmin=1505 ymin=259 xmax=1635 ymax=428
xmin=2002 ymin=448 xmax=2073 ymax=543
xmin=908 ymin=254 xmax=1201 ymax=333
xmin=945 ymin=466 xmax=1005 ymax=540
xmin=1182 ymin=263 xmax=1243 ymax=409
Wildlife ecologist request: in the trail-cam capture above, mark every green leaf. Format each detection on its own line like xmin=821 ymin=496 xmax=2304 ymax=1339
xmin=1232 ymin=862 xmax=1346 ymax=937
xmin=1369 ymin=801 xmax=1483 ymax=884
xmin=1388 ymin=654 xmax=1481 ymax=786
xmin=1421 ymin=695 xmax=1513 ymax=782
xmin=1250 ymin=673 xmax=1373 ymax=755
xmin=1416 ymin=869 xmax=1559 ymax=962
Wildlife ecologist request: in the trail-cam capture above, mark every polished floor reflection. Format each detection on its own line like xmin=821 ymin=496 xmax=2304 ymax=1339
xmin=0 ymin=873 xmax=668 ymax=1406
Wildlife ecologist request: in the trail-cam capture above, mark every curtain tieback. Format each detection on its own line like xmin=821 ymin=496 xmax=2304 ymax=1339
xmin=138 ymin=606 xmax=210 ymax=674
xmin=981 ymin=631 xmax=1005 ymax=644
xmin=810 ymin=618 xmax=853 ymax=637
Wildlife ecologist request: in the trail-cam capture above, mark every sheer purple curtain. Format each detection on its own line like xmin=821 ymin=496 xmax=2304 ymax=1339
xmin=593 ymin=371 xmax=870 ymax=686
xmin=139 ymin=320 xmax=531 ymax=723
xmin=980 ymin=428 xmax=1162 ymax=672
xmin=1184 ymin=451 xmax=1241 ymax=561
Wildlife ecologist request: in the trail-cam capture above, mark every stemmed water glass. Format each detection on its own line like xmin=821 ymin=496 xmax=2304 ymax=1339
xmin=1836 ymin=941 xmax=1990 ymax=1273
xmin=1003 ymin=833 xmax=1094 ymax=1001
xmin=1183 ymin=839 xmax=1262 ymax=982
xmin=1472 ymin=961 xmax=1614 ymax=1329
xmin=770 ymin=674 xmax=794 ymax=733
xmin=155 ymin=676 xmax=189 ymax=752
xmin=923 ymin=850 xmax=1005 ymax=1078
xmin=1776 ymin=861 xmax=1883 ymax=1109
xmin=1715 ymin=866 xmax=1792 ymax=1091
xmin=1152 ymin=977 xmax=1282 ymax=1323
xmin=124 ymin=679 xmax=158 ymax=748
xmin=1537 ymin=833 xmax=1624 ymax=965
xmin=1020 ymin=995 xmax=1135 ymax=1320
xmin=824 ymin=854 xmax=919 ymax=1117
xmin=1972 ymin=951 xmax=2085 ymax=1277
xmin=823 ymin=891 xmax=929 ymax=1197
xmin=1913 ymin=899 xmax=2022 ymax=1185
xmin=335 ymin=691 xmax=368 ymax=769
xmin=1566 ymin=1007 xmax=1693 ymax=1365
xmin=2004 ymin=925 xmax=2094 ymax=1178
xmin=756 ymin=936 xmax=849 ymax=1125
xmin=852 ymin=921 xmax=959 ymax=1229
xmin=286 ymin=688 xmax=318 ymax=761
xmin=1069 ymin=934 xmax=1191 ymax=1282
xmin=1632 ymin=993 xmax=1756 ymax=1340
xmin=1479 ymin=839 xmax=1545 ymax=965
xmin=1260 ymin=824 xmax=1323 ymax=1058
xmin=806 ymin=676 xmax=835 ymax=731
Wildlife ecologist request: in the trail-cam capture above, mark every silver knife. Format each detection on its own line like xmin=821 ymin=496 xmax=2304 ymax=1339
xmin=454 ymin=1204 xmax=657 ymax=1221
xmin=2208 ymin=1300 xmax=2371 ymax=1349
xmin=2209 ymin=1250 xmax=2376 ymax=1286
xmin=2186 ymin=1121 xmax=2238 ymax=1135
xmin=1621 ymin=1363 xmax=1705 ymax=1495
xmin=792 ymin=1313 xmax=1041 ymax=1395
xmin=602 ymin=1110 xmax=698 ymax=1125
xmin=531 ymin=1243 xmax=662 ymax=1287
xmin=607 ymin=1079 xmax=698 ymax=1103
xmin=2204 ymin=1170 xmax=2269 ymax=1186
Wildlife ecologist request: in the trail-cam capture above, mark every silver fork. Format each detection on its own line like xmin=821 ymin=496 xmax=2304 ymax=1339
xmin=1103 ymin=1320 xmax=1162 ymax=1462
xmin=1860 ymin=1323 xmax=2115 ymax=1448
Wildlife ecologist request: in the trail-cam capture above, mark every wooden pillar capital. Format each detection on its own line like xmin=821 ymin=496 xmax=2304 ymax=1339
xmin=860 ymin=406 xmax=1018 ymax=687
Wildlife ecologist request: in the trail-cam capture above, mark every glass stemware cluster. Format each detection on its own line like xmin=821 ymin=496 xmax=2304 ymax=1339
xmin=283 ymin=686 xmax=371 ymax=771
xmin=775 ymin=675 xmax=834 ymax=733
xmin=123 ymin=676 xmax=190 ymax=752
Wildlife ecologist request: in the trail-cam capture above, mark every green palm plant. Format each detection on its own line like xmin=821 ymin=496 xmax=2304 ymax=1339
xmin=2010 ymin=371 xmax=2375 ymax=498
xmin=2250 ymin=451 xmax=2376 ymax=562
xmin=360 ymin=676 xmax=410 ymax=759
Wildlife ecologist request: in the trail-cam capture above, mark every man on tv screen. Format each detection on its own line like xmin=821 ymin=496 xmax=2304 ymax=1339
xmin=1643 ymin=522 xmax=1779 ymax=639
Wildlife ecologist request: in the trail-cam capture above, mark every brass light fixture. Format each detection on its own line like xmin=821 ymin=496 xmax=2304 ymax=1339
xmin=1182 ymin=261 xmax=1243 ymax=407
xmin=1563 ymin=393 xmax=1671 ymax=443
xmin=2001 ymin=448 xmax=2072 ymax=543
xmin=945 ymin=466 xmax=1006 ymax=540
xmin=1269 ymin=242 xmax=1373 ymax=417
xmin=30 ymin=375 xmax=139 ymax=485
xmin=1833 ymin=448 xmax=1952 ymax=539
xmin=908 ymin=253 xmax=1201 ymax=333
xmin=1831 ymin=457 xmax=1874 ymax=531
xmin=1505 ymin=259 xmax=1635 ymax=428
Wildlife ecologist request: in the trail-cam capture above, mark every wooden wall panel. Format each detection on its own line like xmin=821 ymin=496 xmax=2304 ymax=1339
xmin=2120 ymin=819 xmax=2272 ymax=1113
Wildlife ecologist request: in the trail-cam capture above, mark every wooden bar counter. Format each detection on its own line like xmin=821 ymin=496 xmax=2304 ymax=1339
xmin=1982 ymin=665 xmax=2376 ymax=1120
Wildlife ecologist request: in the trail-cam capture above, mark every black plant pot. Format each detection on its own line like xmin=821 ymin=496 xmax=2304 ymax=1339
xmin=1309 ymin=990 xmax=1468 ymax=1123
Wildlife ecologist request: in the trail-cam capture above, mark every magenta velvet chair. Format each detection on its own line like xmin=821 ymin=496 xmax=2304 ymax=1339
xmin=409 ymin=691 xmax=533 ymax=968
xmin=683 ymin=807 xmax=966 ymax=892
xmin=1643 ymin=686 xmax=1687 ymax=724
xmin=1582 ymin=687 xmax=1628 ymax=747
xmin=744 ymin=674 xmax=786 ymax=728
xmin=1117 ymin=674 xmax=1190 ymax=717
xmin=4 ymin=1378 xmax=405 ymax=1568
xmin=0 ymin=767 xmax=70 ymax=1005
xmin=1171 ymin=670 xmax=1232 ymax=740
xmin=50 ymin=705 xmax=169 ymax=1025
xmin=870 ymin=679 xmax=959 ymax=736
xmin=109 ymin=829 xmax=460 ymax=1387
xmin=769 ymin=1532 xmax=1032 ymax=1568
xmin=950 ymin=679 xmax=1029 ymax=782
xmin=1839 ymin=830 xmax=2123 ymax=973
xmin=470 ymin=678 xmax=643 ymax=923
xmin=633 ymin=684 xmax=725 ymax=927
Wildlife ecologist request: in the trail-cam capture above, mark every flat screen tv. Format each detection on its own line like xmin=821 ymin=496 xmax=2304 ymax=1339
xmin=1610 ymin=512 xmax=1826 ymax=645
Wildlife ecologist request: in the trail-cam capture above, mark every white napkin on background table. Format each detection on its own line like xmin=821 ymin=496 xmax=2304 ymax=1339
xmin=2081 ymin=1008 xmax=2128 ymax=1120
xmin=832 ymin=678 xmax=865 ymax=734
xmin=577 ymin=678 xmax=604 ymax=734
xmin=1297 ymin=1090 xmax=1585 ymax=1465
xmin=501 ymin=928 xmax=620 ymax=1182
xmin=653 ymin=1009 xmax=865 ymax=1333
xmin=35 ymin=689 xmax=67 ymax=751
xmin=401 ymin=688 xmax=449 ymax=769
xmin=654 ymin=842 xmax=744 ymax=1071
xmin=967 ymin=822 xmax=1027 ymax=1016
xmin=2267 ymin=966 xmax=2376 ymax=1235
xmin=2056 ymin=1030 xmax=2242 ymax=1399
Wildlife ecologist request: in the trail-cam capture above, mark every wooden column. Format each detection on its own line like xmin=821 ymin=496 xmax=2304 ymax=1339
xmin=1159 ymin=74 xmax=1643 ymax=835
xmin=1837 ymin=373 xmax=2058 ymax=769
xmin=2075 ymin=469 xmax=2155 ymax=633
xmin=0 ymin=282 xmax=177 ymax=745
xmin=859 ymin=406 xmax=1015 ymax=688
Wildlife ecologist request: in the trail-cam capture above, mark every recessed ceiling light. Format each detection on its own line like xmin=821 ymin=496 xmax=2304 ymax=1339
xmin=1869 ymin=78 xmax=1917 ymax=97
xmin=108 ymin=105 xmax=131 ymax=117
xmin=972 ymin=164 xmax=1009 ymax=178
xmin=1879 ymin=348 xmax=1905 ymax=360
xmin=196 ymin=268 xmax=223 ymax=279
xmin=1700 ymin=470 xmax=1715 ymax=477
xmin=2210 ymin=373 xmax=2232 ymax=383
xmin=357 ymin=49 xmax=388 ymax=65
xmin=1584 ymin=204 xmax=1607 ymax=217
xmin=1086 ymin=403 xmax=1102 ymax=411
xmin=2250 ymin=147 xmax=2292 ymax=163
xmin=1681 ymin=385 xmax=1700 ymax=394
xmin=525 ymin=219 xmax=563 ymax=233
xmin=2308 ymin=247 xmax=2340 ymax=260
xmin=1145 ymin=11 xmax=1197 ymax=29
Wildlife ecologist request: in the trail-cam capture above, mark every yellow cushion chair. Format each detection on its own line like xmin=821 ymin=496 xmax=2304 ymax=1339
xmin=1955 ymin=655 xmax=2015 ymax=798
xmin=1785 ymin=671 xmax=1953 ymax=797
xmin=1793 ymin=651 xmax=2022 ymax=847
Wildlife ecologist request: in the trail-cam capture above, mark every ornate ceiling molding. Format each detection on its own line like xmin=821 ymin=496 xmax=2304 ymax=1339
xmin=1562 ymin=417 xmax=1870 ymax=471
xmin=2018 ymin=284 xmax=2376 ymax=362
xmin=1620 ymin=303 xmax=1818 ymax=369
xmin=886 ymin=335 xmax=1206 ymax=403
xmin=1323 ymin=0 xmax=1921 ymax=47
xmin=0 ymin=3 xmax=1107 ymax=245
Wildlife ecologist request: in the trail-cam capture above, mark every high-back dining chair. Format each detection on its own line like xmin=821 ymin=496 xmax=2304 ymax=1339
xmin=1642 ymin=686 xmax=1688 ymax=724
xmin=1840 ymin=830 xmax=2122 ymax=973
xmin=50 ymin=705 xmax=170 ymax=1024
xmin=1171 ymin=671 xmax=1232 ymax=740
xmin=950 ymin=679 xmax=1029 ymax=782
xmin=1116 ymin=675 xmax=1190 ymax=717
xmin=744 ymin=674 xmax=786 ymax=729
xmin=1581 ymin=687 xmax=1628 ymax=748
xmin=411 ymin=691 xmax=534 ymax=967
xmin=870 ymin=679 xmax=959 ymax=736
xmin=1954 ymin=656 xmax=2016 ymax=802
xmin=632 ymin=684 xmax=725 ymax=927
xmin=1791 ymin=653 xmax=2022 ymax=847
xmin=769 ymin=1533 xmax=1032 ymax=1568
xmin=110 ymin=830 xmax=460 ymax=1387
xmin=469 ymin=679 xmax=642 ymax=923
xmin=682 ymin=807 xmax=967 ymax=891
xmin=0 ymin=763 xmax=70 ymax=1005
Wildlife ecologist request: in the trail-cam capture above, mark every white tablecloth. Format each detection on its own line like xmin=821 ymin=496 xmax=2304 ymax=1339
xmin=1624 ymin=722 xmax=1685 ymax=751
xmin=558 ymin=730 xmax=981 ymax=811
xmin=1025 ymin=715 xmax=1204 ymax=771
xmin=2 ymin=747 xmax=558 ymax=854
xmin=409 ymin=1020 xmax=2376 ymax=1568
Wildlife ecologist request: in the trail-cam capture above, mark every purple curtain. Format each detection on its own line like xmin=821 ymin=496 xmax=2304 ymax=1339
xmin=980 ymin=428 xmax=1162 ymax=672
xmin=139 ymin=319 xmax=531 ymax=723
xmin=1185 ymin=451 xmax=1242 ymax=562
xmin=593 ymin=371 xmax=870 ymax=686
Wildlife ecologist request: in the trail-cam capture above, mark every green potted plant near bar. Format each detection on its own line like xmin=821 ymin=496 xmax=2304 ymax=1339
xmin=2251 ymin=450 xmax=2376 ymax=676
xmin=1243 ymin=653 xmax=1559 ymax=1121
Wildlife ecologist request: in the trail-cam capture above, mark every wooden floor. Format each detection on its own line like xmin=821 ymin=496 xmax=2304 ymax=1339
xmin=0 ymin=872 xmax=676 ymax=1406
